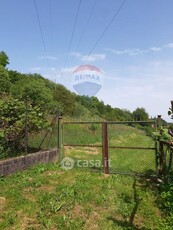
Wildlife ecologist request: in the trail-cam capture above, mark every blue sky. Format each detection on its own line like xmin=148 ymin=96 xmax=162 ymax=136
xmin=1 ymin=0 xmax=173 ymax=121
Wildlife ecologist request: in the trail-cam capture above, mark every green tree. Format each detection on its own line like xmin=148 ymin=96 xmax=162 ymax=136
xmin=0 ymin=98 xmax=48 ymax=154
xmin=11 ymin=77 xmax=54 ymax=108
xmin=133 ymin=107 xmax=149 ymax=121
xmin=53 ymin=84 xmax=76 ymax=115
xmin=0 ymin=51 xmax=11 ymax=94
xmin=0 ymin=51 xmax=9 ymax=67
xmin=8 ymin=70 xmax=24 ymax=84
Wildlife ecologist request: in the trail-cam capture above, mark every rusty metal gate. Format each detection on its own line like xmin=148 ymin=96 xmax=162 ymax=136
xmin=58 ymin=119 xmax=157 ymax=175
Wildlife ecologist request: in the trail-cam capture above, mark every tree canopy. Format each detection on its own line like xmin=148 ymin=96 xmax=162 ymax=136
xmin=0 ymin=51 xmax=9 ymax=67
xmin=133 ymin=107 xmax=149 ymax=121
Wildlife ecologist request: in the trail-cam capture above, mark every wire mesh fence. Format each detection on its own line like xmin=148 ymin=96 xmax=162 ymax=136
xmin=108 ymin=122 xmax=156 ymax=175
xmin=62 ymin=122 xmax=103 ymax=172
xmin=62 ymin=120 xmax=157 ymax=175
xmin=28 ymin=114 xmax=60 ymax=152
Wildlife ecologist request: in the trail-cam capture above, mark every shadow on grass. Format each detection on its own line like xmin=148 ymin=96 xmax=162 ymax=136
xmin=107 ymin=217 xmax=148 ymax=230
xmin=107 ymin=177 xmax=153 ymax=230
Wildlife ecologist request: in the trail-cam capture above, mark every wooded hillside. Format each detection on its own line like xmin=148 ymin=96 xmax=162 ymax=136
xmin=0 ymin=51 xmax=150 ymax=121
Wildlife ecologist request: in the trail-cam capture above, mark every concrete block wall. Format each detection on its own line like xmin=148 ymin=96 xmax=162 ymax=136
xmin=0 ymin=149 xmax=58 ymax=176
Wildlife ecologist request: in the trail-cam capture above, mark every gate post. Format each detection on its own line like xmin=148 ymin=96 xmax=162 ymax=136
xmin=102 ymin=122 xmax=109 ymax=174
xmin=58 ymin=115 xmax=63 ymax=162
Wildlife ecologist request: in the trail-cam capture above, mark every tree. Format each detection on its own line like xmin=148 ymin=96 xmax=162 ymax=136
xmin=133 ymin=107 xmax=149 ymax=121
xmin=0 ymin=66 xmax=11 ymax=94
xmin=53 ymin=84 xmax=76 ymax=115
xmin=11 ymin=77 xmax=54 ymax=108
xmin=0 ymin=98 xmax=48 ymax=153
xmin=0 ymin=51 xmax=9 ymax=67
xmin=0 ymin=52 xmax=11 ymax=94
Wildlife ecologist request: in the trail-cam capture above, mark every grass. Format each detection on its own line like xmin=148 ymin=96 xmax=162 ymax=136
xmin=62 ymin=123 xmax=156 ymax=175
xmin=1 ymin=122 xmax=166 ymax=229
xmin=0 ymin=162 xmax=167 ymax=230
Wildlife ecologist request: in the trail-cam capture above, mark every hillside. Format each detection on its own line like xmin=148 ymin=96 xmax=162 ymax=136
xmin=0 ymin=51 xmax=152 ymax=157
xmin=0 ymin=51 xmax=150 ymax=121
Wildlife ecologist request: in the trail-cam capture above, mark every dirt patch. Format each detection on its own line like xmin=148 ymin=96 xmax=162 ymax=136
xmin=0 ymin=197 xmax=6 ymax=211
xmin=64 ymin=146 xmax=100 ymax=155
xmin=43 ymin=170 xmax=64 ymax=176
xmin=0 ymin=218 xmax=4 ymax=223
xmin=83 ymin=147 xmax=100 ymax=155
xmin=38 ymin=185 xmax=55 ymax=192
xmin=73 ymin=204 xmax=87 ymax=219
xmin=23 ymin=188 xmax=36 ymax=202
xmin=84 ymin=211 xmax=100 ymax=229
xmin=20 ymin=216 xmax=40 ymax=230
xmin=133 ymin=214 xmax=146 ymax=229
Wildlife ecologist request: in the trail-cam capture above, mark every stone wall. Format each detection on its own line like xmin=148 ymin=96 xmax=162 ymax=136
xmin=0 ymin=149 xmax=58 ymax=176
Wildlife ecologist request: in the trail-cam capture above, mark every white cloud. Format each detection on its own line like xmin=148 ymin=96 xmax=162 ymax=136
xmin=30 ymin=66 xmax=57 ymax=72
xmin=105 ymin=48 xmax=145 ymax=56
xmin=29 ymin=65 xmax=77 ymax=87
xmin=164 ymin=43 xmax=173 ymax=48
xmin=150 ymin=47 xmax=162 ymax=51
xmin=97 ymin=59 xmax=173 ymax=122
xmin=81 ymin=54 xmax=106 ymax=62
xmin=105 ymin=42 xmax=173 ymax=56
xmin=69 ymin=52 xmax=106 ymax=62
xmin=60 ymin=66 xmax=77 ymax=74
xmin=39 ymin=55 xmax=58 ymax=60
xmin=98 ymin=81 xmax=172 ymax=122
xmin=30 ymin=67 xmax=42 ymax=72
xmin=70 ymin=52 xmax=82 ymax=58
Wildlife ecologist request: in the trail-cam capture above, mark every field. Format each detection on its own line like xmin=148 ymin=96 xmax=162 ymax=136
xmin=0 ymin=163 xmax=166 ymax=230
xmin=62 ymin=123 xmax=156 ymax=175
xmin=1 ymin=123 xmax=169 ymax=229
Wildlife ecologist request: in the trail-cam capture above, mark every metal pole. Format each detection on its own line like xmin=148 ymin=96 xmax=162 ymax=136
xmin=102 ymin=122 xmax=109 ymax=174
xmin=25 ymin=96 xmax=29 ymax=155
xmin=58 ymin=115 xmax=62 ymax=162
xmin=157 ymin=115 xmax=162 ymax=128
xmin=155 ymin=139 xmax=159 ymax=175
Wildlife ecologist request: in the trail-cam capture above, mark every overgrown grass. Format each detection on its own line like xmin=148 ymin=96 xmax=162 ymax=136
xmin=0 ymin=163 xmax=167 ymax=229
xmin=61 ymin=123 xmax=156 ymax=175
xmin=1 ymin=121 xmax=167 ymax=229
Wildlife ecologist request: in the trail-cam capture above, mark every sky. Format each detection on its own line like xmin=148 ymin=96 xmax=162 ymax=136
xmin=1 ymin=0 xmax=173 ymax=121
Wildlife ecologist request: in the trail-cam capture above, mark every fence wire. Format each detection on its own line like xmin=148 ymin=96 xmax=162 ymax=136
xmin=62 ymin=121 xmax=157 ymax=175
xmin=28 ymin=114 xmax=59 ymax=152
xmin=108 ymin=122 xmax=156 ymax=175
xmin=62 ymin=122 xmax=102 ymax=171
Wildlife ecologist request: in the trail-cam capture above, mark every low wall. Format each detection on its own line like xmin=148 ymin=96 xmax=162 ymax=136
xmin=0 ymin=149 xmax=58 ymax=176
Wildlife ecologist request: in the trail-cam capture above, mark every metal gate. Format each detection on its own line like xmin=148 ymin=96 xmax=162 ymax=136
xmin=58 ymin=118 xmax=157 ymax=175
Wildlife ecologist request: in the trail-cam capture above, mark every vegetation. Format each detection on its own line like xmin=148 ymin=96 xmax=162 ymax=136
xmin=0 ymin=98 xmax=48 ymax=158
xmin=0 ymin=51 xmax=155 ymax=157
xmin=0 ymin=162 xmax=170 ymax=229
xmin=0 ymin=51 xmax=173 ymax=229
xmin=1 ymin=135 xmax=173 ymax=230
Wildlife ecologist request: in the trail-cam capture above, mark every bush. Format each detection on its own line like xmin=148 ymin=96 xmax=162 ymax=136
xmin=0 ymin=98 xmax=48 ymax=155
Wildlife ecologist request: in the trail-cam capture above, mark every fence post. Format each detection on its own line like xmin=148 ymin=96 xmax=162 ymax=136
xmin=58 ymin=115 xmax=63 ymax=162
xmin=159 ymin=141 xmax=166 ymax=176
xmin=155 ymin=139 xmax=159 ymax=175
xmin=102 ymin=122 xmax=109 ymax=174
xmin=156 ymin=115 xmax=162 ymax=129
xmin=25 ymin=96 xmax=29 ymax=155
